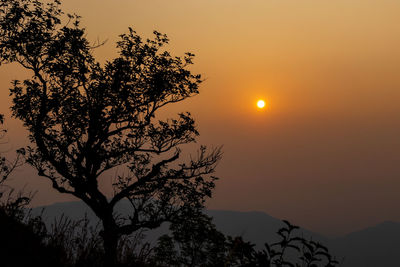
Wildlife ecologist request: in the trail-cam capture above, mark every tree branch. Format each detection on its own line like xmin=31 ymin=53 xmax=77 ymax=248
xmin=110 ymin=152 xmax=180 ymax=208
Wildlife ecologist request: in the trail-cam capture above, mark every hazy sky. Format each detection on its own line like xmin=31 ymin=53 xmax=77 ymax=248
xmin=1 ymin=0 xmax=400 ymax=237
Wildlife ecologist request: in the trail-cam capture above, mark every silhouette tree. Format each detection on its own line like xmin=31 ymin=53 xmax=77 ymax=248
xmin=153 ymin=210 xmax=227 ymax=266
xmin=0 ymin=0 xmax=221 ymax=265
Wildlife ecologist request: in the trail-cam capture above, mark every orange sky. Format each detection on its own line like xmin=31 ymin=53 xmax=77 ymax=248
xmin=1 ymin=0 xmax=400 ymax=236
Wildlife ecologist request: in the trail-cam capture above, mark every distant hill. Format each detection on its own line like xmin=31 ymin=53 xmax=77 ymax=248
xmin=206 ymin=209 xmax=329 ymax=246
xmin=329 ymin=221 xmax=400 ymax=267
xmin=33 ymin=201 xmax=400 ymax=267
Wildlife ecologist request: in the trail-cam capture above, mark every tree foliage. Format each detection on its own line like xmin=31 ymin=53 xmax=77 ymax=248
xmin=152 ymin=210 xmax=227 ymax=266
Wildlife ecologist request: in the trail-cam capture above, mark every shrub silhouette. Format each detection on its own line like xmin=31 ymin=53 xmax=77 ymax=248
xmin=0 ymin=208 xmax=51 ymax=267
xmin=152 ymin=210 xmax=227 ymax=266
xmin=151 ymin=211 xmax=339 ymax=267
xmin=0 ymin=202 xmax=339 ymax=267
xmin=0 ymin=116 xmax=63 ymax=267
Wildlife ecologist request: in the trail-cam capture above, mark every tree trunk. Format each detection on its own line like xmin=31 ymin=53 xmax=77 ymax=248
xmin=102 ymin=224 xmax=119 ymax=267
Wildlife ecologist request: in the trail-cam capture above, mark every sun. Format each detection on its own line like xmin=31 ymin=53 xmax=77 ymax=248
xmin=257 ymin=99 xmax=266 ymax=109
